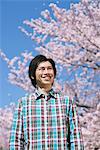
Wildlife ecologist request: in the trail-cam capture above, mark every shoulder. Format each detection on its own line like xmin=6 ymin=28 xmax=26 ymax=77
xmin=59 ymin=92 xmax=76 ymax=106
xmin=17 ymin=93 xmax=35 ymax=106
xmin=55 ymin=91 xmax=70 ymax=104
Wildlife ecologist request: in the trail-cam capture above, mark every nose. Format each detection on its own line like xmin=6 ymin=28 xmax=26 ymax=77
xmin=43 ymin=68 xmax=48 ymax=74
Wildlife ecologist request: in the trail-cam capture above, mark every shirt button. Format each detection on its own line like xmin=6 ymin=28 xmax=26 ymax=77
xmin=41 ymin=94 xmax=45 ymax=98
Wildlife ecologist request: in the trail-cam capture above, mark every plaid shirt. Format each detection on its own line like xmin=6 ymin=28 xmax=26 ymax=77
xmin=9 ymin=89 xmax=84 ymax=150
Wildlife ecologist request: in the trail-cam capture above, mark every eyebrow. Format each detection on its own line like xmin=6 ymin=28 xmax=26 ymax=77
xmin=38 ymin=66 xmax=53 ymax=69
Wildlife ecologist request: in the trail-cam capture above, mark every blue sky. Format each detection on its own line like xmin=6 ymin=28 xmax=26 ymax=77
xmin=0 ymin=0 xmax=80 ymax=107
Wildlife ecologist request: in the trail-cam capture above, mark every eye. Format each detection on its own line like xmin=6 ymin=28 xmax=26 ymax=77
xmin=38 ymin=67 xmax=45 ymax=71
xmin=48 ymin=66 xmax=53 ymax=70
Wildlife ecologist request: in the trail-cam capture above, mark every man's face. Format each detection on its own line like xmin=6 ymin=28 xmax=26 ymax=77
xmin=35 ymin=61 xmax=55 ymax=88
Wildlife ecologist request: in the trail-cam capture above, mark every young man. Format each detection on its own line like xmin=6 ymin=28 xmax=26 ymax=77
xmin=9 ymin=55 xmax=84 ymax=150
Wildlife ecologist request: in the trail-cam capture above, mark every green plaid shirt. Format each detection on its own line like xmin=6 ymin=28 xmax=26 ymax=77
xmin=9 ymin=89 xmax=84 ymax=150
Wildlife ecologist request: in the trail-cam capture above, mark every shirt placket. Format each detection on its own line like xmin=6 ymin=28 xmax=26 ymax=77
xmin=46 ymin=96 xmax=50 ymax=150
xmin=43 ymin=95 xmax=49 ymax=150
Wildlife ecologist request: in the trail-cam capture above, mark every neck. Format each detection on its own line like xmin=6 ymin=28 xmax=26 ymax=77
xmin=37 ymin=86 xmax=52 ymax=95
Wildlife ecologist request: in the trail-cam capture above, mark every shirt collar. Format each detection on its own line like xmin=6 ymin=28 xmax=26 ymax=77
xmin=35 ymin=88 xmax=56 ymax=100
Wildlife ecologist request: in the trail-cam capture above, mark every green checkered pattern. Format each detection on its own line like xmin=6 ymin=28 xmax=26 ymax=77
xmin=9 ymin=89 xmax=84 ymax=150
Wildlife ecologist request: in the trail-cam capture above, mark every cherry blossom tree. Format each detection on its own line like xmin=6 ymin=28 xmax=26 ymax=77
xmin=0 ymin=0 xmax=100 ymax=149
xmin=0 ymin=103 xmax=15 ymax=149
xmin=19 ymin=0 xmax=100 ymax=108
xmin=1 ymin=0 xmax=100 ymax=106
xmin=79 ymin=102 xmax=100 ymax=150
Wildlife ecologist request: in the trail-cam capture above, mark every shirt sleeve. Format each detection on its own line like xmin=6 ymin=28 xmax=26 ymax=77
xmin=9 ymin=99 xmax=25 ymax=150
xmin=68 ymin=98 xmax=84 ymax=150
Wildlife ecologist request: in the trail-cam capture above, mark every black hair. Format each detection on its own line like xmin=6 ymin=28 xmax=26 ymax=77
xmin=28 ymin=55 xmax=57 ymax=88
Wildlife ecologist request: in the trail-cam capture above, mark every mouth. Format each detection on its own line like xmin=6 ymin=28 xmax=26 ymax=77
xmin=42 ymin=76 xmax=52 ymax=80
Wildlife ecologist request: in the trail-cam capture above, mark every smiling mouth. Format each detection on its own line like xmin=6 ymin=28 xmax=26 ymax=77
xmin=42 ymin=76 xmax=52 ymax=80
xmin=42 ymin=75 xmax=52 ymax=78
